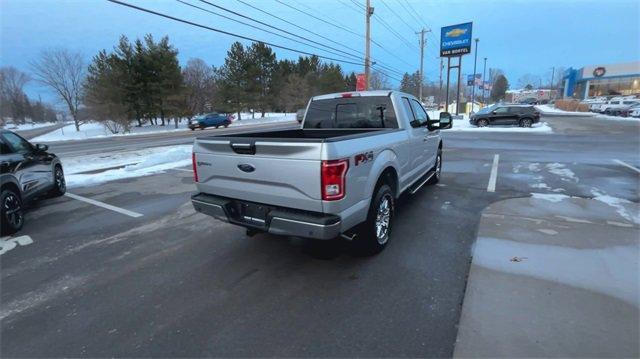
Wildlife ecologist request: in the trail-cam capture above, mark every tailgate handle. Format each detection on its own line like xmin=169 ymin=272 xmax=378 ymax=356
xmin=230 ymin=142 xmax=256 ymax=155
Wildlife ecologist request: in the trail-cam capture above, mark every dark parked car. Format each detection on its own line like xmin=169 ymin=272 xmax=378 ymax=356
xmin=470 ymin=104 xmax=541 ymax=127
xmin=188 ymin=112 xmax=233 ymax=130
xmin=1 ymin=130 xmax=66 ymax=235
xmin=518 ymin=97 xmax=539 ymax=105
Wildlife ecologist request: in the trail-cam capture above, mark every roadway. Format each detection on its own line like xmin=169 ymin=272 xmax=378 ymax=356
xmin=1 ymin=115 xmax=638 ymax=357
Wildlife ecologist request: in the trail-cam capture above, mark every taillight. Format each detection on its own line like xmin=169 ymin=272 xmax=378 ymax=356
xmin=321 ymin=159 xmax=349 ymax=201
xmin=192 ymin=152 xmax=199 ymax=182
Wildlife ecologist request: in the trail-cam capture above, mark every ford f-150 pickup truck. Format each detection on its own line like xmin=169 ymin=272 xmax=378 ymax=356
xmin=191 ymin=90 xmax=452 ymax=254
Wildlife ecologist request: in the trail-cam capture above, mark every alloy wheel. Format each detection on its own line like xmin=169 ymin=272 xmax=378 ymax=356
xmin=375 ymin=195 xmax=392 ymax=245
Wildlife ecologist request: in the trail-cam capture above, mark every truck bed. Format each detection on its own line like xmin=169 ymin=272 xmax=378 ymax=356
xmin=196 ymin=128 xmax=400 ymax=143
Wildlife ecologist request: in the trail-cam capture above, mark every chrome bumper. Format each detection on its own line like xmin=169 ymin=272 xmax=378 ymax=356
xmin=191 ymin=193 xmax=341 ymax=240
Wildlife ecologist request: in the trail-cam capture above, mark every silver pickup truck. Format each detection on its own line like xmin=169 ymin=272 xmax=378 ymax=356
xmin=191 ymin=90 xmax=452 ymax=254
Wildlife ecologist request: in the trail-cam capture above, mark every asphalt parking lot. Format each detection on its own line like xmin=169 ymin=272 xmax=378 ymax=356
xmin=1 ymin=116 xmax=639 ymax=357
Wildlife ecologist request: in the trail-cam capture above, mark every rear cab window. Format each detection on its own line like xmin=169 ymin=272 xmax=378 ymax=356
xmin=303 ymin=95 xmax=398 ymax=129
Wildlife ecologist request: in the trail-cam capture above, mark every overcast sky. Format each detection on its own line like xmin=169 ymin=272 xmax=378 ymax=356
xmin=1 ymin=0 xmax=639 ymax=103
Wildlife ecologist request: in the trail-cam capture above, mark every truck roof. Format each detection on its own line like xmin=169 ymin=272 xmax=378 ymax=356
xmin=311 ymin=90 xmax=413 ymax=101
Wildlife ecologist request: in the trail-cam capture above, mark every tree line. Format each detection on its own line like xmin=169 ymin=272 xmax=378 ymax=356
xmin=0 ymin=67 xmax=59 ymax=126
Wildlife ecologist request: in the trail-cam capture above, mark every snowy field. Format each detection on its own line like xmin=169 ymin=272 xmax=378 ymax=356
xmin=536 ymin=105 xmax=640 ymax=121
xmin=62 ymin=145 xmax=192 ymax=188
xmin=2 ymin=122 xmax=59 ymax=131
xmin=32 ymin=113 xmax=296 ymax=142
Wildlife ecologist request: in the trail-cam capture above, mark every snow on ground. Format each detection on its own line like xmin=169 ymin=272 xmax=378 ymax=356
xmin=33 ymin=113 xmax=295 ymax=142
xmin=590 ymin=189 xmax=639 ymax=224
xmin=62 ymin=145 xmax=192 ymax=188
xmin=449 ymin=118 xmax=552 ymax=133
xmin=546 ymin=163 xmax=578 ymax=182
xmin=2 ymin=122 xmax=59 ymax=131
xmin=536 ymin=104 xmax=640 ymax=121
xmin=530 ymin=193 xmax=573 ymax=203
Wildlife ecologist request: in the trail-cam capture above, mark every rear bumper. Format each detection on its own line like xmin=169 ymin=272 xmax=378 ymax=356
xmin=191 ymin=193 xmax=341 ymax=240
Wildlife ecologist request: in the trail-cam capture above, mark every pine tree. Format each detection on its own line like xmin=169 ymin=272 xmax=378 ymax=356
xmin=219 ymin=42 xmax=250 ymax=120
xmin=491 ymin=75 xmax=509 ymax=102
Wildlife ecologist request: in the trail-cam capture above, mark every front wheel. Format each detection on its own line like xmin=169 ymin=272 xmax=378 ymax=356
xmin=352 ymin=184 xmax=394 ymax=256
xmin=49 ymin=165 xmax=66 ymax=197
xmin=519 ymin=118 xmax=533 ymax=127
xmin=477 ymin=119 xmax=489 ymax=127
xmin=1 ymin=189 xmax=24 ymax=236
xmin=427 ymin=149 xmax=442 ymax=184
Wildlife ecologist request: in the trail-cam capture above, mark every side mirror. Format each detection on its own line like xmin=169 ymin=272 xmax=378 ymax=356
xmin=35 ymin=143 xmax=49 ymax=152
xmin=439 ymin=112 xmax=453 ymax=129
xmin=410 ymin=119 xmax=422 ymax=128
xmin=491 ymin=111 xmax=497 ymax=114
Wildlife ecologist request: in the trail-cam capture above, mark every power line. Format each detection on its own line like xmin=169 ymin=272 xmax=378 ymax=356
xmin=273 ymin=0 xmax=415 ymax=70
xmin=379 ymin=0 xmax=416 ymax=34
xmin=105 ymin=0 xmax=364 ymax=66
xmin=402 ymin=0 xmax=430 ymax=29
xmin=195 ymin=0 xmax=363 ymax=62
xmin=234 ymin=0 xmax=404 ymax=77
xmin=374 ymin=14 xmax=418 ymax=51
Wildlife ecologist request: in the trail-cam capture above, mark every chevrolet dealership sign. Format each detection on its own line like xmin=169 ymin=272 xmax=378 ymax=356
xmin=440 ymin=22 xmax=473 ymax=57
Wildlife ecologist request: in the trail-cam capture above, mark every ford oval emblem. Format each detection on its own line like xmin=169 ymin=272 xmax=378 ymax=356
xmin=237 ymin=164 xmax=255 ymax=173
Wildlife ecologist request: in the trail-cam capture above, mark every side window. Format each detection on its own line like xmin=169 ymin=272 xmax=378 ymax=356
xmin=410 ymin=99 xmax=430 ymax=125
xmin=0 ymin=138 xmax=13 ymax=154
xmin=508 ymin=107 xmax=522 ymax=113
xmin=402 ymin=97 xmax=416 ymax=124
xmin=2 ymin=132 xmax=32 ymax=154
xmin=493 ymin=107 xmax=509 ymax=114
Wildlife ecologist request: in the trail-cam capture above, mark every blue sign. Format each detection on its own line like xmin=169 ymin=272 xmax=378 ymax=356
xmin=440 ymin=22 xmax=473 ymax=57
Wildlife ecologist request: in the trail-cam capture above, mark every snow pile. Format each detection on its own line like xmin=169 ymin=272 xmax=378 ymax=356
xmin=229 ymin=113 xmax=296 ymax=127
xmin=535 ymin=105 xmax=594 ymax=116
xmin=449 ymin=119 xmax=553 ymax=133
xmin=63 ymin=145 xmax=192 ymax=188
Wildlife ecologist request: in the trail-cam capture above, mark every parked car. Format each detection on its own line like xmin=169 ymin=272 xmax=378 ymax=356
xmin=191 ymin=90 xmax=452 ymax=255
xmin=623 ymin=103 xmax=640 ymax=118
xmin=596 ymin=99 xmax=640 ymax=115
xmin=188 ymin=112 xmax=232 ymax=130
xmin=295 ymin=108 xmax=305 ymax=123
xmin=469 ymin=104 xmax=540 ymax=127
xmin=518 ymin=97 xmax=538 ymax=105
xmin=1 ymin=130 xmax=66 ymax=235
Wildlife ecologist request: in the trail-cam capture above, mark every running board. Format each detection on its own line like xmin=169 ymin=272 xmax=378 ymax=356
xmin=409 ymin=170 xmax=435 ymax=195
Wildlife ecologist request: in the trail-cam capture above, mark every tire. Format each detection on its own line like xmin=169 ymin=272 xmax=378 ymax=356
xmin=215 ymin=125 xmax=219 ymax=129
xmin=427 ymin=148 xmax=442 ymax=184
xmin=190 ymin=127 xmax=195 ymax=131
xmin=49 ymin=165 xmax=66 ymax=197
xmin=224 ymin=121 xmax=230 ymax=128
xmin=352 ymin=184 xmax=394 ymax=256
xmin=477 ymin=119 xmax=489 ymax=127
xmin=604 ymin=109 xmax=611 ymax=115
xmin=1 ymin=188 xmax=24 ymax=236
xmin=519 ymin=118 xmax=533 ymax=128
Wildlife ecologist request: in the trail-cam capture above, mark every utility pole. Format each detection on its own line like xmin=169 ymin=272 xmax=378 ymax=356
xmin=481 ymin=57 xmax=487 ymax=106
xmin=550 ymin=66 xmax=555 ymax=99
xmin=416 ymin=28 xmax=431 ymax=101
xmin=471 ymin=38 xmax=479 ymax=111
xmin=439 ymin=57 xmax=443 ymax=94
xmin=364 ymin=0 xmax=373 ymax=90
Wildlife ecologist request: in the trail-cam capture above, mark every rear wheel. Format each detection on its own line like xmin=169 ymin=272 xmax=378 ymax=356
xmin=352 ymin=184 xmax=394 ymax=256
xmin=477 ymin=119 xmax=489 ymax=127
xmin=519 ymin=118 xmax=533 ymax=127
xmin=49 ymin=165 xmax=66 ymax=197
xmin=1 ymin=188 xmax=23 ymax=236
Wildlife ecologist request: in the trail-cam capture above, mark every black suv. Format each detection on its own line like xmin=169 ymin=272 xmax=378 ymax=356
xmin=1 ymin=130 xmax=66 ymax=235
xmin=470 ymin=104 xmax=540 ymax=127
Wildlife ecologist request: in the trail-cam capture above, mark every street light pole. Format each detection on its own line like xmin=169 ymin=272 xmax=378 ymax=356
xmin=364 ymin=0 xmax=373 ymax=90
xmin=481 ymin=57 xmax=487 ymax=106
xmin=471 ymin=38 xmax=479 ymax=111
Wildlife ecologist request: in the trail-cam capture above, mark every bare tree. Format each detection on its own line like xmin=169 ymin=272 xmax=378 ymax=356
xmin=182 ymin=58 xmax=217 ymax=118
xmin=0 ymin=67 xmax=31 ymax=125
xmin=369 ymin=70 xmax=391 ymax=90
xmin=31 ymin=49 xmax=85 ymax=131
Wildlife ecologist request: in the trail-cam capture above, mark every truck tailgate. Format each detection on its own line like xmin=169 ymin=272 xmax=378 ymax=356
xmin=193 ymin=138 xmax=324 ymax=212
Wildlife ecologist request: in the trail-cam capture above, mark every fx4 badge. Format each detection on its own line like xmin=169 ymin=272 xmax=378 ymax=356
xmin=197 ymin=161 xmax=212 ymax=166
xmin=355 ymin=151 xmax=374 ymax=166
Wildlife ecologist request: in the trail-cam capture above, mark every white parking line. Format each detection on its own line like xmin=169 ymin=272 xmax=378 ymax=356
xmin=613 ymin=159 xmax=640 ymax=174
xmin=65 ymin=193 xmax=143 ymax=218
xmin=0 ymin=235 xmax=33 ymax=256
xmin=487 ymin=154 xmax=500 ymax=192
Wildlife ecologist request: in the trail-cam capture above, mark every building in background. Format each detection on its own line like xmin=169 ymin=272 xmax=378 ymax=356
xmin=562 ymin=61 xmax=640 ymax=99
xmin=506 ymin=89 xmax=558 ymax=103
